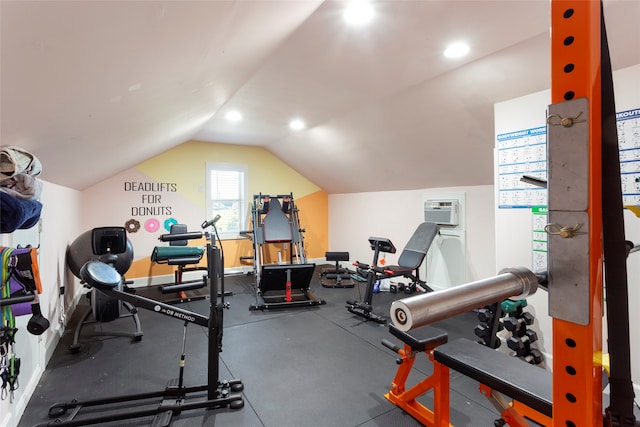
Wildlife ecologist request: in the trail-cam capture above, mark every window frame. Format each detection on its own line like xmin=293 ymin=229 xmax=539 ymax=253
xmin=205 ymin=162 xmax=248 ymax=240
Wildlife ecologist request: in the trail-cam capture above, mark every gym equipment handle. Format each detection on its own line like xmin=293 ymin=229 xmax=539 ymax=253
xmin=390 ymin=267 xmax=539 ymax=332
xmin=159 ymin=232 xmax=203 ymax=242
xmin=381 ymin=339 xmax=401 ymax=353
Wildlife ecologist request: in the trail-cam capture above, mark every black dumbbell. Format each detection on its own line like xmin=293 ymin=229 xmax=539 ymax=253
xmin=477 ymin=308 xmax=494 ymax=323
xmin=520 ymin=349 xmax=543 ymax=365
xmin=474 ymin=324 xmax=491 ymax=338
xmin=507 ymin=329 xmax=538 ymax=353
xmin=478 ymin=337 xmax=502 ymax=349
xmin=502 ymin=312 xmax=535 ymax=332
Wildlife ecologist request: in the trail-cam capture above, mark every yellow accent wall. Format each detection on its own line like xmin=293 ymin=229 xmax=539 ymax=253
xmin=124 ymin=141 xmax=328 ymax=279
xmin=136 ymin=141 xmax=321 ymax=209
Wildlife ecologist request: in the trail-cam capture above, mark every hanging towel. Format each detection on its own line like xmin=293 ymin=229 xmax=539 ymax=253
xmin=0 ymin=146 xmax=42 ymax=179
xmin=0 ymin=173 xmax=43 ymax=200
xmin=0 ymin=192 xmax=42 ymax=233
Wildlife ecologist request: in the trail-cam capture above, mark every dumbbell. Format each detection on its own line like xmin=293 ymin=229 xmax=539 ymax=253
xmin=520 ymin=349 xmax=543 ymax=365
xmin=478 ymin=337 xmax=502 ymax=349
xmin=502 ymin=312 xmax=535 ymax=332
xmin=477 ymin=307 xmax=495 ymax=323
xmin=474 ymin=324 xmax=492 ymax=338
xmin=507 ymin=329 xmax=538 ymax=353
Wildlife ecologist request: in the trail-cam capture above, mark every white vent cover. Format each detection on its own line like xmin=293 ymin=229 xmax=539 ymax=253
xmin=424 ymin=199 xmax=459 ymax=226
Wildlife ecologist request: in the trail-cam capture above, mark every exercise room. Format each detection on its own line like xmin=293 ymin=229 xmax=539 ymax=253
xmin=1 ymin=1 xmax=639 ymax=426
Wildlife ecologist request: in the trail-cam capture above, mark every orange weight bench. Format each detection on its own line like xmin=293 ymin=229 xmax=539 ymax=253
xmin=384 ymin=326 xmax=552 ymax=427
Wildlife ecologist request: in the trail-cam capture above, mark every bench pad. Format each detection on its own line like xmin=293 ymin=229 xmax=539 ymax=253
xmin=389 ymin=324 xmax=449 ymax=352
xmin=433 ymin=337 xmax=552 ymax=417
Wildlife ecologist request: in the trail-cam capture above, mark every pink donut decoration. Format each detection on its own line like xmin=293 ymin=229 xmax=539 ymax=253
xmin=144 ymin=218 xmax=160 ymax=233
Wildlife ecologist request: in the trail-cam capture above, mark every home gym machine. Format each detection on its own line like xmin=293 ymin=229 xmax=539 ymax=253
xmin=38 ymin=224 xmax=244 ymax=427
xmin=245 ymin=193 xmax=324 ymax=310
xmin=320 ymin=251 xmax=354 ymax=288
xmin=346 ymin=221 xmax=439 ymax=323
xmin=151 ymin=223 xmax=207 ymax=301
xmin=382 ymin=2 xmax=639 ymax=425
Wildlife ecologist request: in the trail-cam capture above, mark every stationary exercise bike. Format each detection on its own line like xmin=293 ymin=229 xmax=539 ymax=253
xmin=38 ymin=224 xmax=243 ymax=427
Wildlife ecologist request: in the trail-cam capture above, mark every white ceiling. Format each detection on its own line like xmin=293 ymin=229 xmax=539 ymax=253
xmin=2 ymin=1 xmax=639 ymax=193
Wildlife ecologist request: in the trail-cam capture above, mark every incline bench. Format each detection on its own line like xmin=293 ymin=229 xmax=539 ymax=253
xmin=384 ymin=325 xmax=552 ymax=426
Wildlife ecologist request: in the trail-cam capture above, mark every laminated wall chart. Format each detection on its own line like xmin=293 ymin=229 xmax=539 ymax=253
xmin=497 ymin=107 xmax=640 ymax=271
xmin=497 ymin=107 xmax=640 ymax=208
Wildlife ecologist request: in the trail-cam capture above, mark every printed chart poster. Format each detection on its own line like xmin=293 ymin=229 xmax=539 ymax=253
xmin=532 ymin=206 xmax=548 ymax=272
xmin=618 ymin=108 xmax=640 ymax=207
xmin=497 ymin=107 xmax=640 ymax=209
xmin=497 ymin=126 xmax=547 ymax=208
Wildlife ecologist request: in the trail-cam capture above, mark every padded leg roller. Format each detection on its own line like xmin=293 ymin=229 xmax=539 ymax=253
xmin=321 ymin=251 xmax=354 ymax=288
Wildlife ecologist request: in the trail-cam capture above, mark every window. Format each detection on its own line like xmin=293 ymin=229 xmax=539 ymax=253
xmin=205 ymin=162 xmax=247 ymax=239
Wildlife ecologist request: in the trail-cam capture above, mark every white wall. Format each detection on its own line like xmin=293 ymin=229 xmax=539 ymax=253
xmin=495 ymin=64 xmax=640 ymax=389
xmin=1 ymin=181 xmax=82 ymax=427
xmin=328 ymin=185 xmax=496 ymax=288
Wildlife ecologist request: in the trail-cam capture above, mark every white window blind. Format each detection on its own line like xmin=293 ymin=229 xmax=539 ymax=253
xmin=205 ymin=163 xmax=247 ymax=238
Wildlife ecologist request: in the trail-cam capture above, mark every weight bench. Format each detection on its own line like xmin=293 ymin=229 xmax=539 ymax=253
xmin=382 ymin=324 xmax=451 ymax=426
xmin=434 ymin=338 xmax=552 ymax=426
xmin=347 ymin=222 xmax=439 ymax=323
xmin=375 ymin=221 xmax=439 ymax=293
xmin=384 ymin=327 xmax=552 ymax=427
xmin=320 ymin=251 xmax=354 ymax=288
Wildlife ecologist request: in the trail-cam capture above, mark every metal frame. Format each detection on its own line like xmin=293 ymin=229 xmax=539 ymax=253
xmin=549 ymin=2 xmax=603 ymax=424
xmin=383 ymin=1 xmax=638 ymax=426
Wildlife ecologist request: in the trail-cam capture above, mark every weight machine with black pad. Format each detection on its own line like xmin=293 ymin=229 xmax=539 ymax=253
xmin=151 ymin=223 xmax=207 ymax=300
xmin=346 ymin=222 xmax=439 ymax=323
xmin=245 ymin=193 xmax=324 ymax=310
xmin=320 ymin=251 xmax=354 ymax=288
xmin=37 ymin=226 xmax=244 ymax=427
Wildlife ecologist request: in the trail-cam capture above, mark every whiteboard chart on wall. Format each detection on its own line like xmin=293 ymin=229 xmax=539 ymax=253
xmin=532 ymin=206 xmax=548 ymax=272
xmin=497 ymin=107 xmax=640 ymax=209
xmin=496 ymin=126 xmax=547 ymax=208
xmin=618 ymin=108 xmax=640 ymax=206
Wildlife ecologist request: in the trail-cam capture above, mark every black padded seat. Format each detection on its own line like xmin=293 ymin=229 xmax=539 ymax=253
xmin=80 ymin=261 xmax=122 ymax=291
xmin=434 ymin=337 xmax=552 ymax=417
xmin=262 ymin=198 xmax=293 ymax=243
xmin=389 ymin=324 xmax=448 ymax=352
xmin=378 ymin=222 xmax=439 ymax=275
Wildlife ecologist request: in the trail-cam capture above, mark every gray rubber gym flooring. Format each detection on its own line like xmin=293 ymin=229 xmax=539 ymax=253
xmin=18 ymin=267 xmax=525 ymax=427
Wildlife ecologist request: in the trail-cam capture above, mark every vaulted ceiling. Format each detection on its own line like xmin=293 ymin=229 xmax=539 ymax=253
xmin=2 ymin=1 xmax=639 ymax=193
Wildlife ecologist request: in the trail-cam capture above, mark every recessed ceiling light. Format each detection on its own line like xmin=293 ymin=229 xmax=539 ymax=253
xmin=344 ymin=1 xmax=374 ymax=25
xmin=289 ymin=119 xmax=305 ymax=131
xmin=225 ymin=111 xmax=242 ymax=122
xmin=443 ymin=42 xmax=470 ymax=59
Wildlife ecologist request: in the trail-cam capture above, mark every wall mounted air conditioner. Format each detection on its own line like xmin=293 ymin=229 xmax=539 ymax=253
xmin=424 ymin=199 xmax=459 ymax=226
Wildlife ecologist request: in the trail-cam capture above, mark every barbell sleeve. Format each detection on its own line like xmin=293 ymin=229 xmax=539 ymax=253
xmin=389 ymin=266 xmax=539 ymax=331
